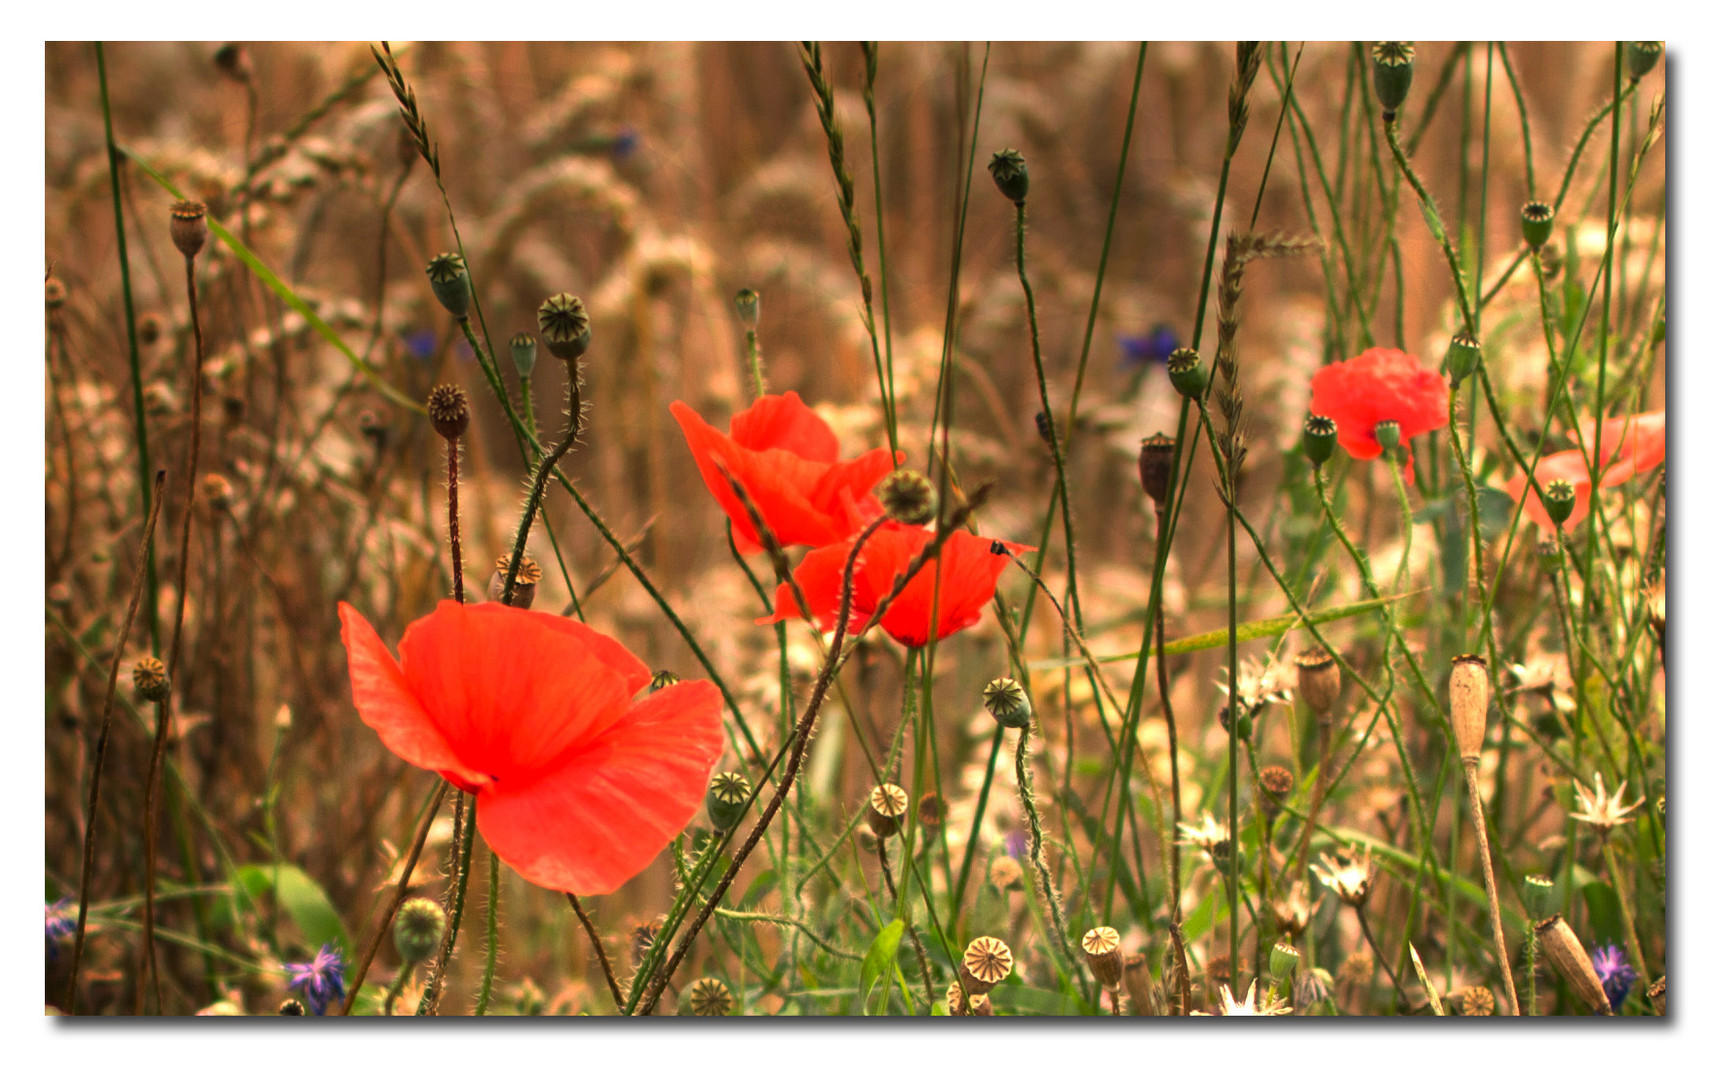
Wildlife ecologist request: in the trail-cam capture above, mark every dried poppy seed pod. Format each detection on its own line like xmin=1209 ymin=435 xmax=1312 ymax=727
xmin=1542 ymin=479 xmax=1577 ymax=526
xmin=733 ymin=288 xmax=761 ymax=331
xmin=1536 ymin=915 xmax=1612 ymax=1015
xmin=509 ymin=332 xmax=538 ymax=379
xmin=1167 ymin=347 xmax=1209 ymax=400
xmin=649 ymin=669 xmax=680 ymax=692
xmin=1456 ymin=985 xmax=1496 ymax=1016
xmin=1294 ymin=647 xmax=1340 ymax=718
xmin=1373 ymin=419 xmax=1402 ymax=455
xmin=982 ymin=676 xmax=1032 ymax=730
xmin=687 ymin=977 xmax=734 ymax=1017
xmin=200 ymin=472 xmax=233 ymax=513
xmin=488 ymin=553 xmax=541 ymax=609
xmin=1302 ymin=414 xmax=1338 ymax=467
xmin=1371 ymin=42 xmax=1415 ymax=121
xmin=393 ymin=896 xmax=447 ymax=964
xmin=987 ymin=148 xmax=1029 ymax=204
xmin=945 ymin=981 xmax=965 ymax=1015
xmin=969 ymin=993 xmax=993 ymax=1016
xmin=1444 ymin=333 xmax=1481 ymax=387
xmin=426 ymin=253 xmax=472 ymax=319
xmin=876 ymin=469 xmax=937 ymax=526
xmin=1080 ymin=926 xmax=1124 ymax=990
xmin=133 ymin=657 xmax=171 ymax=702
xmin=538 ymin=293 xmax=592 ymax=362
xmin=1448 ymin=653 xmax=1490 ymax=763
xmin=169 ymin=200 xmax=209 ymax=260
xmin=1520 ymin=200 xmax=1555 ymax=250
xmin=1269 ymin=941 xmax=1299 ymax=983
xmin=1627 ymin=41 xmax=1663 ymax=80
xmin=1523 ymin=874 xmax=1556 ymax=920
xmin=1259 ymin=765 xmax=1295 ymax=818
xmin=426 ymin=384 xmax=470 ymax=442
xmin=705 ymin=771 xmax=752 ymax=833
xmin=866 ymin=783 xmax=908 ymax=839
xmin=1139 ymin=432 xmax=1175 ymax=507
xmin=960 ymin=936 xmax=1014 ymax=995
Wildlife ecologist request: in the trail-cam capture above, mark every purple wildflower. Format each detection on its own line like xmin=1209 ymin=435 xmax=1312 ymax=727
xmin=284 ymin=943 xmax=347 ymax=1015
xmin=1003 ymin=829 xmax=1028 ymax=860
xmin=403 ymin=329 xmax=438 ymax=362
xmin=45 ymin=899 xmax=74 ymax=959
xmin=1118 ymin=323 xmax=1179 ymax=371
xmin=1591 ymin=944 xmax=1636 ymax=1009
xmin=612 ymin=126 xmax=641 ymax=163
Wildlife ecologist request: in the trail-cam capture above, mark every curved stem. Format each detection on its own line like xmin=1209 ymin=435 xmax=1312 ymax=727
xmin=1463 ymin=761 xmax=1519 ymax=1014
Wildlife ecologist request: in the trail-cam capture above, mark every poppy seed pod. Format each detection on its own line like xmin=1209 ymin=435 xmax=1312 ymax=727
xmin=1167 ymin=347 xmax=1209 ymax=400
xmin=425 ymin=253 xmax=472 ymax=319
xmin=1373 ymin=419 xmax=1402 ymax=455
xmin=1536 ymin=915 xmax=1613 ymax=1015
xmin=876 ymin=469 xmax=937 ymax=526
xmin=960 ymin=936 xmax=1014 ymax=995
xmin=509 ymin=332 xmax=538 ymax=379
xmin=1294 ymin=647 xmax=1340 ymax=718
xmin=1521 ymin=200 xmax=1555 ymax=250
xmin=1444 ymin=333 xmax=1481 ymax=387
xmin=133 ymin=657 xmax=171 ymax=702
xmin=169 ymin=200 xmax=209 ymax=260
xmin=1270 ymin=941 xmax=1300 ymax=983
xmin=1259 ymin=765 xmax=1295 ymax=816
xmin=1303 ymin=415 xmax=1338 ymax=467
xmin=1371 ymin=42 xmax=1415 ymax=120
xmin=917 ymin=792 xmax=945 ymax=845
xmin=687 ymin=977 xmax=734 ymax=1017
xmin=970 ymin=993 xmax=994 ymax=1016
xmin=1457 ymin=986 xmax=1496 ymax=1016
xmin=426 ymin=384 xmax=470 ymax=442
xmin=1080 ymin=926 xmax=1124 ymax=990
xmin=983 ymin=676 xmax=1032 ymax=729
xmin=488 ymin=553 xmax=541 ymax=609
xmin=1542 ymin=479 xmax=1577 ymax=526
xmin=866 ymin=783 xmax=909 ymax=839
xmin=1448 ymin=653 xmax=1490 ymax=763
xmin=649 ymin=669 xmax=681 ymax=692
xmin=987 ymin=148 xmax=1029 ymax=203
xmin=393 ymin=897 xmax=447 ymax=964
xmin=733 ymin=288 xmax=761 ymax=330
xmin=537 ymin=293 xmax=591 ymax=361
xmin=1139 ymin=432 xmax=1175 ymax=507
xmin=705 ymin=771 xmax=752 ymax=833
xmin=1627 ymin=42 xmax=1663 ymax=80
xmin=1523 ymin=874 xmax=1556 ymax=920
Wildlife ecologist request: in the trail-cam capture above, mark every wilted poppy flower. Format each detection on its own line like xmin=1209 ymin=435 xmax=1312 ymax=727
xmin=1308 ymin=347 xmax=1449 ymax=482
xmin=1505 ymin=410 xmax=1665 ymax=530
xmin=339 ymin=601 xmax=723 ymax=895
xmin=761 ymin=523 xmax=1030 ymax=648
xmin=670 ymin=393 xmax=899 ymax=554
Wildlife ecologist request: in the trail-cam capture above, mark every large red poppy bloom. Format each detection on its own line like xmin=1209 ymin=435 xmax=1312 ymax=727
xmin=760 ymin=522 xmax=1031 ymax=648
xmin=339 ymin=601 xmax=723 ymax=895
xmin=1506 ymin=410 xmax=1666 ymax=531
xmin=670 ymin=393 xmax=899 ymax=554
xmin=1309 ymin=347 xmax=1450 ymax=482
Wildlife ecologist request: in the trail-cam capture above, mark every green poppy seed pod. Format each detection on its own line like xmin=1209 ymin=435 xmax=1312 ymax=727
xmin=733 ymin=288 xmax=761 ymax=331
xmin=1520 ymin=200 xmax=1555 ymax=250
xmin=1444 ymin=333 xmax=1481 ymax=387
xmin=1371 ymin=42 xmax=1415 ymax=120
xmin=1303 ymin=414 xmax=1338 ymax=467
xmin=1139 ymin=432 xmax=1175 ymax=507
xmin=488 ymin=553 xmax=541 ymax=609
xmin=866 ymin=783 xmax=909 ymax=839
xmin=426 ymin=384 xmax=470 ymax=442
xmin=1166 ymin=347 xmax=1209 ymax=400
xmin=538 ymin=293 xmax=591 ymax=361
xmin=983 ymin=676 xmax=1032 ymax=729
xmin=393 ymin=896 xmax=447 ymax=965
xmin=1448 ymin=653 xmax=1490 ymax=762
xmin=278 ymin=999 xmax=306 ymax=1016
xmin=706 ymin=771 xmax=752 ymax=833
xmin=687 ymin=977 xmax=734 ymax=1017
xmin=1542 ymin=479 xmax=1577 ymax=526
xmin=133 ymin=656 xmax=171 ymax=703
xmin=1522 ymin=874 xmax=1556 ymax=921
xmin=960 ymin=936 xmax=1014 ymax=995
xmin=1270 ymin=941 xmax=1300 ymax=984
xmin=1080 ymin=926 xmax=1124 ymax=991
xmin=1536 ymin=537 xmax=1564 ymax=575
xmin=876 ymin=469 xmax=938 ymax=526
xmin=1536 ymin=915 xmax=1612 ymax=1015
xmin=649 ymin=669 xmax=680 ymax=692
xmin=1294 ymin=647 xmax=1340 ymax=718
xmin=1217 ymin=704 xmax=1252 ymax=743
xmin=169 ymin=200 xmax=209 ymax=260
xmin=425 ymin=253 xmax=471 ymax=319
xmin=987 ymin=148 xmax=1029 ymax=204
xmin=1627 ymin=42 xmax=1663 ymax=80
xmin=510 ymin=332 xmax=538 ymax=379
xmin=1373 ymin=419 xmax=1402 ymax=455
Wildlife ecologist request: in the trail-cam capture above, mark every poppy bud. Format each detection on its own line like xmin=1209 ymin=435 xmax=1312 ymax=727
xmin=1139 ymin=432 xmax=1175 ymax=507
xmin=510 ymin=332 xmax=538 ymax=379
xmin=960 ymin=936 xmax=1014 ymax=995
xmin=538 ymin=293 xmax=592 ymax=362
xmin=1520 ymin=200 xmax=1555 ymax=251
xmin=1627 ymin=41 xmax=1663 ymax=81
xmin=1542 ymin=479 xmax=1577 ymax=526
xmin=687 ymin=976 xmax=734 ymax=1017
xmin=169 ymin=200 xmax=209 ymax=260
xmin=1302 ymin=414 xmax=1338 ymax=467
xmin=876 ymin=469 xmax=937 ymax=526
xmin=1444 ymin=333 xmax=1481 ymax=387
xmin=733 ymin=288 xmax=761 ymax=331
xmin=982 ymin=676 xmax=1032 ymax=729
xmin=426 ymin=384 xmax=470 ymax=442
xmin=1523 ymin=874 xmax=1556 ymax=920
xmin=1535 ymin=915 xmax=1612 ymax=1015
xmin=488 ymin=553 xmax=541 ymax=609
xmin=1536 ymin=537 xmax=1563 ymax=575
xmin=866 ymin=783 xmax=908 ymax=838
xmin=987 ymin=148 xmax=1029 ymax=204
xmin=426 ymin=253 xmax=472 ymax=319
xmin=1371 ymin=42 xmax=1415 ymax=121
xmin=133 ymin=657 xmax=170 ymax=702
xmin=393 ymin=897 xmax=447 ymax=964
xmin=1373 ymin=419 xmax=1402 ymax=455
xmin=1080 ymin=926 xmax=1124 ymax=990
xmin=650 ymin=669 xmax=681 ymax=692
xmin=1270 ymin=941 xmax=1300 ymax=984
xmin=706 ymin=771 xmax=752 ymax=833
xmin=1448 ymin=653 xmax=1490 ymax=763
xmin=1294 ymin=647 xmax=1340 ymax=718
xmin=1167 ymin=347 xmax=1209 ymax=400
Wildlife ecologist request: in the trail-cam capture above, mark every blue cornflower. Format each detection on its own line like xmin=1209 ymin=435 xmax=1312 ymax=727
xmin=403 ymin=329 xmax=438 ymax=362
xmin=45 ymin=899 xmax=74 ymax=959
xmin=1003 ymin=829 xmax=1028 ymax=860
xmin=284 ymin=943 xmax=347 ymax=1016
xmin=612 ymin=126 xmax=641 ymax=163
xmin=1591 ymin=944 xmax=1637 ymax=1009
xmin=1117 ymin=323 xmax=1179 ymax=370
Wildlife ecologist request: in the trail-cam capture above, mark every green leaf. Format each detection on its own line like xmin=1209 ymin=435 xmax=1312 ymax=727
xmin=859 ymin=919 xmax=905 ymax=1016
xmin=1578 ymin=880 xmax=1623 ymax=947
xmin=232 ymin=864 xmax=350 ymax=956
xmin=1409 ymin=943 xmax=1445 ymax=1015
xmin=1181 ymin=888 xmax=1222 ymax=943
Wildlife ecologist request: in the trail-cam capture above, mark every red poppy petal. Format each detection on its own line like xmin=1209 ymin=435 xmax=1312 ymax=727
xmin=759 ymin=538 xmax=874 ymax=635
xmin=476 ymin=680 xmax=724 ymax=894
xmin=338 ymin=602 xmax=488 ymax=789
xmin=514 ymin=609 xmax=651 ymax=696
xmin=1506 ymin=450 xmax=1593 ymax=531
xmin=729 ymin=392 xmax=839 ymax=462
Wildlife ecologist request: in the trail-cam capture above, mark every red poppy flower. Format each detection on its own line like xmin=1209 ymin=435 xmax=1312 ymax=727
xmin=670 ymin=393 xmax=900 ymax=555
xmin=760 ymin=522 xmax=1032 ymax=648
xmin=339 ymin=601 xmax=723 ymax=895
xmin=1309 ymin=347 xmax=1450 ymax=482
xmin=1506 ymin=410 xmax=1666 ymax=531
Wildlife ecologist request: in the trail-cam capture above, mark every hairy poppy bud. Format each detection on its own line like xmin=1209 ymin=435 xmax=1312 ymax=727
xmin=133 ymin=657 xmax=171 ymax=702
xmin=394 ymin=897 xmax=447 ymax=964
xmin=426 ymin=384 xmax=470 ymax=442
xmin=426 ymin=253 xmax=471 ymax=319
xmin=1448 ymin=653 xmax=1490 ymax=763
xmin=538 ymin=293 xmax=591 ymax=362
xmin=1371 ymin=42 xmax=1415 ymax=120
xmin=1444 ymin=333 xmax=1481 ymax=387
xmin=1520 ymin=200 xmax=1555 ymax=250
xmin=876 ymin=469 xmax=937 ymax=526
xmin=1140 ymin=433 xmax=1175 ymax=507
xmin=987 ymin=148 xmax=1029 ymax=204
xmin=733 ymin=288 xmax=761 ymax=330
xmin=1627 ymin=41 xmax=1663 ymax=80
xmin=1167 ymin=347 xmax=1209 ymax=400
xmin=169 ymin=200 xmax=209 ymax=260
xmin=706 ymin=771 xmax=752 ymax=833
xmin=510 ymin=332 xmax=538 ymax=379
xmin=1536 ymin=915 xmax=1612 ymax=1015
xmin=1081 ymin=927 xmax=1124 ymax=990
xmin=983 ymin=676 xmax=1032 ymax=729
xmin=1542 ymin=479 xmax=1576 ymax=526
xmin=1303 ymin=414 xmax=1338 ymax=467
xmin=866 ymin=783 xmax=908 ymax=839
